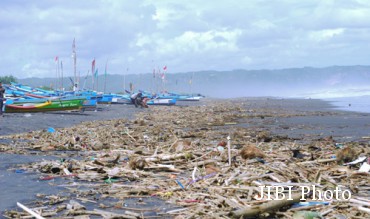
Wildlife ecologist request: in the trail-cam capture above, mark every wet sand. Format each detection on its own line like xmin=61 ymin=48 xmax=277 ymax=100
xmin=236 ymin=98 xmax=370 ymax=142
xmin=0 ymin=103 xmax=194 ymax=214
xmin=0 ymin=154 xmax=62 ymax=212
xmin=0 ymin=104 xmax=142 ymax=136
xmin=0 ymin=104 xmax=142 ymax=213
xmin=2 ymin=98 xmax=368 ymax=141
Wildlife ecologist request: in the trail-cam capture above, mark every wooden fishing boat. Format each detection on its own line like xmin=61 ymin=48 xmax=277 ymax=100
xmin=5 ymin=95 xmax=96 ymax=111
xmin=97 ymin=94 xmax=131 ymax=104
xmin=5 ymin=99 xmax=83 ymax=113
xmin=156 ymin=92 xmax=204 ymax=101
xmin=177 ymin=96 xmax=202 ymax=101
xmin=147 ymin=98 xmax=176 ymax=106
xmin=5 ymin=100 xmax=51 ymax=110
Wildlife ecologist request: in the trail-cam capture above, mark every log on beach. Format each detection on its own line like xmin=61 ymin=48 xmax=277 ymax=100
xmin=230 ymin=193 xmax=306 ymax=218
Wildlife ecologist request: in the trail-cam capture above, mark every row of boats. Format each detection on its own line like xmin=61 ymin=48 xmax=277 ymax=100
xmin=3 ymin=83 xmax=205 ymax=113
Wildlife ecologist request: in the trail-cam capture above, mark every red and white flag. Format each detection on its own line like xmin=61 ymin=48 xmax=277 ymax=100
xmin=163 ymin=65 xmax=167 ymax=71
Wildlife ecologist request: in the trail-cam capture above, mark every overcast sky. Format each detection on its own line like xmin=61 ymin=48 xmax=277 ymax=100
xmin=2 ymin=0 xmax=370 ymax=79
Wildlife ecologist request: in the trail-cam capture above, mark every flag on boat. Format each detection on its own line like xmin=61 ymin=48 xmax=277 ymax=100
xmin=55 ymin=56 xmax=58 ymax=63
xmin=161 ymin=72 xmax=165 ymax=80
xmin=163 ymin=65 xmax=167 ymax=71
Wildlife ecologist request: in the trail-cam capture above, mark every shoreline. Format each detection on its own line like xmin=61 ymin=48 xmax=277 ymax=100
xmin=0 ymin=104 xmax=141 ymax=136
xmin=0 ymin=101 xmax=206 ymax=137
xmin=234 ymin=97 xmax=370 ymax=142
xmin=0 ymin=97 xmax=368 ymax=137
xmin=2 ymin=97 xmax=370 ymax=147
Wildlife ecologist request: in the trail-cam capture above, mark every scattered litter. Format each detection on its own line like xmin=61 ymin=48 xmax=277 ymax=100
xmin=359 ymin=162 xmax=370 ymax=172
xmin=344 ymin=156 xmax=367 ymax=165
xmin=292 ymin=211 xmax=322 ymax=219
xmin=47 ymin=127 xmax=55 ymax=133
xmin=240 ymin=143 xmax=265 ymax=159
xmin=1 ymin=100 xmax=369 ymax=218
xmin=15 ymin=169 xmax=25 ymax=173
xmin=217 ymin=145 xmax=225 ymax=152
xmin=336 ymin=147 xmax=358 ymax=164
xmin=292 ymin=201 xmax=329 ymax=208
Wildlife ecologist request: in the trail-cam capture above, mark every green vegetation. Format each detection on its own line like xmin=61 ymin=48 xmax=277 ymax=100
xmin=0 ymin=75 xmax=17 ymax=84
xmin=38 ymin=85 xmax=53 ymax=91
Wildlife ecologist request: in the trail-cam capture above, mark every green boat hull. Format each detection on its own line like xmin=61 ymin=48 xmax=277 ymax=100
xmin=5 ymin=99 xmax=84 ymax=113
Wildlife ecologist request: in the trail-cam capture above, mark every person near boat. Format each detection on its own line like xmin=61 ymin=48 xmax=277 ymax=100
xmin=130 ymin=92 xmax=148 ymax=108
xmin=0 ymin=82 xmax=5 ymax=115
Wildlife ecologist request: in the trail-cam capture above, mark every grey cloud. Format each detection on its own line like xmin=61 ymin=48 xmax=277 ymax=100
xmin=1 ymin=0 xmax=370 ymax=79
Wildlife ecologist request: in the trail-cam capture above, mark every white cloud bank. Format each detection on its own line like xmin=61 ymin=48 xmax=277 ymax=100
xmin=1 ymin=0 xmax=370 ymax=78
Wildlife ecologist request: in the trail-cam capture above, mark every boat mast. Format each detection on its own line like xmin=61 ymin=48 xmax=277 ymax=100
xmin=61 ymin=61 xmax=64 ymax=91
xmin=104 ymin=59 xmax=108 ymax=93
xmin=83 ymin=70 xmax=89 ymax=90
xmin=57 ymin=57 xmax=60 ymax=90
xmin=55 ymin=56 xmax=58 ymax=90
xmin=151 ymin=60 xmax=154 ymax=94
xmin=96 ymin=70 xmax=99 ymax=92
xmin=91 ymin=58 xmax=95 ymax=91
xmin=162 ymin=65 xmax=167 ymax=92
xmin=124 ymin=67 xmax=128 ymax=92
xmin=72 ymin=38 xmax=77 ymax=91
xmin=190 ymin=72 xmax=194 ymax=96
xmin=156 ymin=66 xmax=160 ymax=93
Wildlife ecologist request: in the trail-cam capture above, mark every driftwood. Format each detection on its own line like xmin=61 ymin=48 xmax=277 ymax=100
xmin=17 ymin=202 xmax=45 ymax=219
xmin=67 ymin=209 xmax=139 ymax=218
xmin=297 ymin=158 xmax=337 ymax=165
xmin=358 ymin=206 xmax=370 ymax=214
xmin=144 ymin=153 xmax=187 ymax=162
xmin=3 ymin=99 xmax=369 ymax=219
xmin=230 ymin=193 xmax=305 ymax=218
xmin=94 ymin=208 xmax=140 ymax=218
xmin=189 ymin=159 xmax=218 ymax=167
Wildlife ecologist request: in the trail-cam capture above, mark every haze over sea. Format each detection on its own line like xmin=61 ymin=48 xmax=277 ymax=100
xmin=19 ymin=65 xmax=370 ymax=114
xmin=293 ymin=87 xmax=370 ymax=114
xmin=325 ymin=96 xmax=370 ymax=114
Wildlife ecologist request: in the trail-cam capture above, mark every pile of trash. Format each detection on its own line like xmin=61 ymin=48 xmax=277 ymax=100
xmin=1 ymin=99 xmax=369 ymax=218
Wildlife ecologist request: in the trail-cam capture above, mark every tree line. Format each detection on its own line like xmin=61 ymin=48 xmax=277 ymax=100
xmin=0 ymin=75 xmax=17 ymax=84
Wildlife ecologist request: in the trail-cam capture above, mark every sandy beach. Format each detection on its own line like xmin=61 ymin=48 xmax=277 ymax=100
xmin=236 ymin=98 xmax=370 ymax=142
xmin=2 ymin=98 xmax=368 ymax=141
xmin=0 ymin=98 xmax=370 ymax=141
xmin=0 ymin=98 xmax=369 ymax=218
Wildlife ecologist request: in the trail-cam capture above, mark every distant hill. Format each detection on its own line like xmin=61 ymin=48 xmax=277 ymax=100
xmin=18 ymin=65 xmax=370 ymax=98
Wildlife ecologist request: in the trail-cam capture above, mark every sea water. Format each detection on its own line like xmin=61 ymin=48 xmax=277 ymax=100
xmin=0 ymin=154 xmax=62 ymax=213
xmin=296 ymin=87 xmax=370 ymax=114
xmin=325 ymin=96 xmax=370 ymax=113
